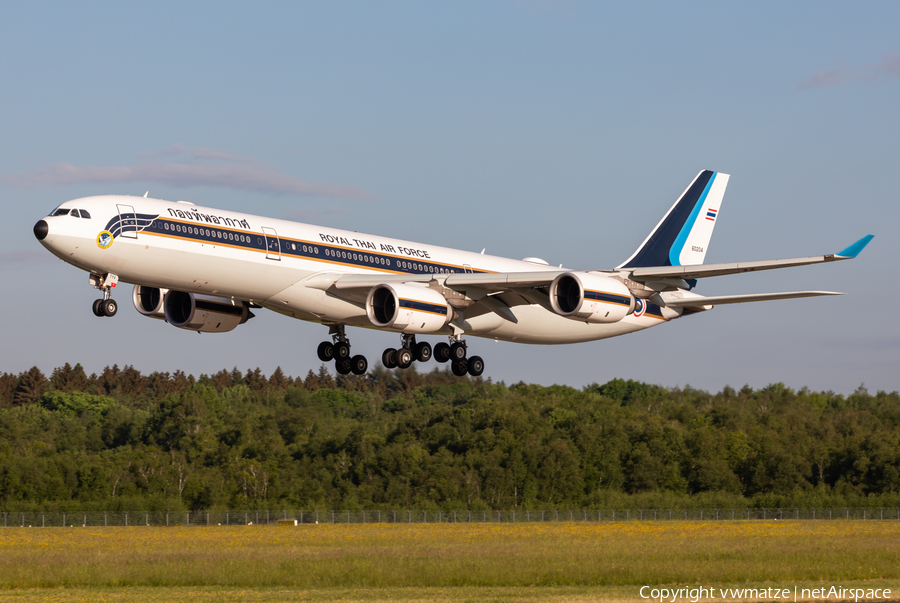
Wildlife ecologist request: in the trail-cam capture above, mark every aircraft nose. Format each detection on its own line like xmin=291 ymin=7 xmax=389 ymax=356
xmin=33 ymin=220 xmax=49 ymax=241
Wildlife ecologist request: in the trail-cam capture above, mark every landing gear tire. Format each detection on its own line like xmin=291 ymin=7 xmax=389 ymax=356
xmin=382 ymin=348 xmax=398 ymax=369
xmin=92 ymin=299 xmax=104 ymax=317
xmin=414 ymin=341 xmax=432 ymax=363
xmin=451 ymin=359 xmax=468 ymax=377
xmin=467 ymin=355 xmax=485 ymax=377
xmin=350 ymin=355 xmax=368 ymax=375
xmin=334 ymin=341 xmax=351 ymax=360
xmin=101 ymin=299 xmax=118 ymax=317
xmin=396 ymin=348 xmax=413 ymax=369
xmin=317 ymin=341 xmax=334 ymax=362
xmin=450 ymin=342 xmax=467 ymax=361
xmin=434 ymin=342 xmax=451 ymax=363
xmin=335 ymin=359 xmax=351 ymax=375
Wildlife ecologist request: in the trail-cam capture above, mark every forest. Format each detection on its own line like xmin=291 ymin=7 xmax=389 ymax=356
xmin=1 ymin=363 xmax=898 ymax=512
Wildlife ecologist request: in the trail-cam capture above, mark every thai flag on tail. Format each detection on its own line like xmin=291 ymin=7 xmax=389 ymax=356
xmin=706 ymin=208 xmax=718 ymax=222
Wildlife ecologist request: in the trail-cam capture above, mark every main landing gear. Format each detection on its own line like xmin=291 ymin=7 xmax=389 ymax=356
xmin=315 ymin=326 xmax=485 ymax=378
xmin=90 ymin=273 xmax=119 ymax=317
xmin=383 ymin=334 xmax=484 ymax=377
xmin=316 ymin=324 xmax=368 ymax=376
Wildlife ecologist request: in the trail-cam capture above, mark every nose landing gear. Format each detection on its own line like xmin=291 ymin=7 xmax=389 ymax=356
xmin=316 ymin=324 xmax=368 ymax=376
xmin=90 ymin=273 xmax=119 ymax=317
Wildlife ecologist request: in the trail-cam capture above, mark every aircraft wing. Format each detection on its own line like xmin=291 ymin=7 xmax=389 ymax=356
xmin=327 ymin=271 xmax=561 ymax=291
xmin=628 ymin=235 xmax=873 ymax=282
xmin=664 ymin=290 xmax=843 ymax=308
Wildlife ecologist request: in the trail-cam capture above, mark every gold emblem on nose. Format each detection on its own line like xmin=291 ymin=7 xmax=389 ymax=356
xmin=97 ymin=231 xmax=114 ymax=249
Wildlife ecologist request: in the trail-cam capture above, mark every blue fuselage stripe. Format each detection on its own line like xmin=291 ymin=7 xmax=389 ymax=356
xmin=142 ymin=218 xmax=487 ymax=277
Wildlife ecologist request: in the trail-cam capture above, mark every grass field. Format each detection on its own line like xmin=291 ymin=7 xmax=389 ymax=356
xmin=0 ymin=521 xmax=897 ymax=602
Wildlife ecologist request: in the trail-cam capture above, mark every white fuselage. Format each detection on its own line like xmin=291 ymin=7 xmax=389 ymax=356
xmin=37 ymin=195 xmax=679 ymax=344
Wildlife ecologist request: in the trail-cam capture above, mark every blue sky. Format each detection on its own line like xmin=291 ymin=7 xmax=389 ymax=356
xmin=2 ymin=1 xmax=897 ymax=394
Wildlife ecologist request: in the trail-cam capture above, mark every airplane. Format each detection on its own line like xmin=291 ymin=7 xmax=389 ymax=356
xmin=32 ymin=170 xmax=872 ymax=377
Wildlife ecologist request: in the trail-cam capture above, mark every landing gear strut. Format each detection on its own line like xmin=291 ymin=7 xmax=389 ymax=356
xmin=316 ymin=324 xmax=368 ymax=376
xmin=438 ymin=336 xmax=484 ymax=377
xmin=381 ymin=334 xmax=431 ymax=370
xmin=90 ymin=273 xmax=119 ymax=317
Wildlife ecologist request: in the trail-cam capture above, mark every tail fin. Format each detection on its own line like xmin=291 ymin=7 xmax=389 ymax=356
xmin=618 ymin=170 xmax=729 ymax=269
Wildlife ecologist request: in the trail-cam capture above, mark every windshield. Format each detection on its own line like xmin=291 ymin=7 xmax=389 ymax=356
xmin=52 ymin=208 xmax=70 ymax=216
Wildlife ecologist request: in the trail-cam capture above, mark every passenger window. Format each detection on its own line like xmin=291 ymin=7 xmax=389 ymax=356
xmin=53 ymin=208 xmax=70 ymax=216
xmin=80 ymin=210 xmax=91 ymax=219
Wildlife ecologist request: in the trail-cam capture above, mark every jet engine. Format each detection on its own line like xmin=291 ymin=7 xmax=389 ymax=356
xmin=163 ymin=290 xmax=253 ymax=333
xmin=548 ymin=272 xmax=635 ymax=324
xmin=132 ymin=285 xmax=167 ymax=320
xmin=366 ymin=283 xmax=452 ymax=333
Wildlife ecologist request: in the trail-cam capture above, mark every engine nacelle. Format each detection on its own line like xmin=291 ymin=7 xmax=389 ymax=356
xmin=366 ymin=283 xmax=452 ymax=333
xmin=163 ymin=290 xmax=253 ymax=333
xmin=132 ymin=285 xmax=167 ymax=320
xmin=549 ymin=272 xmax=635 ymax=324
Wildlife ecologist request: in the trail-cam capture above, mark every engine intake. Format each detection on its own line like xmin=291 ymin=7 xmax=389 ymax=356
xmin=366 ymin=283 xmax=452 ymax=333
xmin=132 ymin=285 xmax=167 ymax=320
xmin=163 ymin=291 xmax=253 ymax=333
xmin=549 ymin=272 xmax=635 ymax=324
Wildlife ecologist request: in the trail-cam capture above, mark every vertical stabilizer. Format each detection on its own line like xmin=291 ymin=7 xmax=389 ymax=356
xmin=618 ymin=170 xmax=729 ymax=269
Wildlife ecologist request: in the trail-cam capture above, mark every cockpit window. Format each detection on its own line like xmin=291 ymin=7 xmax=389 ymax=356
xmin=53 ymin=208 xmax=70 ymax=216
xmin=79 ymin=209 xmax=91 ymax=219
xmin=70 ymin=209 xmax=81 ymax=218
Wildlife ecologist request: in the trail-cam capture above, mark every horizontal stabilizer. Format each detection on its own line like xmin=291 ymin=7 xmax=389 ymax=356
xmin=630 ymin=235 xmax=874 ymax=282
xmin=664 ymin=290 xmax=843 ymax=308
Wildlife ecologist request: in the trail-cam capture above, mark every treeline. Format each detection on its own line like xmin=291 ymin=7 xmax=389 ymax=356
xmin=0 ymin=363 xmax=898 ymax=512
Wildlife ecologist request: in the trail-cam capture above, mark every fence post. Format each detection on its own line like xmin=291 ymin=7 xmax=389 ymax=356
xmin=468 ymin=511 xmax=471 ymax=523
xmin=716 ymin=509 xmax=719 ymax=521
xmin=104 ymin=512 xmax=107 ymax=527
xmin=700 ymin=510 xmax=703 ymax=520
xmin=187 ymin=512 xmax=189 ymax=526
xmin=208 ymin=511 xmax=210 ymax=526
xmin=166 ymin=512 xmax=169 ymax=527
xmin=829 ymin=508 xmax=832 ymax=520
xmin=362 ymin=511 xmax=364 ymax=523
xmin=63 ymin=512 xmax=66 ymax=526
xmin=408 ymin=510 xmax=410 ymax=523
xmin=42 ymin=513 xmax=45 ymax=528
xmin=497 ymin=511 xmax=500 ymax=522
xmin=125 ymin=512 xmax=128 ymax=527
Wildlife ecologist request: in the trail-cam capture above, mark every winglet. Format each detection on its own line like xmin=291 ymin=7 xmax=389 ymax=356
xmin=836 ymin=234 xmax=874 ymax=259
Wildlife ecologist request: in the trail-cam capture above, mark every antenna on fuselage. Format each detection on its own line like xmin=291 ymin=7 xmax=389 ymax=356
xmin=143 ymin=191 xmax=149 ymax=198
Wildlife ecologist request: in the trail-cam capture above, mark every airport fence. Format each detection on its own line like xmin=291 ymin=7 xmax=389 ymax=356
xmin=2 ymin=507 xmax=899 ymax=527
